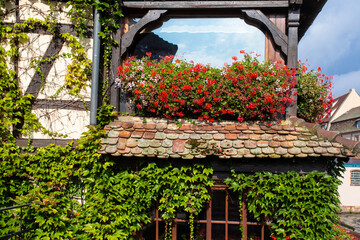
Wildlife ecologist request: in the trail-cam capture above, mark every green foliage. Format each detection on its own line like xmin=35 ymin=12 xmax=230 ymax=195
xmin=225 ymin=171 xmax=341 ymax=240
xmin=297 ymin=63 xmax=334 ymax=123
xmin=1 ymin=129 xmax=214 ymax=239
xmin=0 ymin=1 xmax=346 ymax=240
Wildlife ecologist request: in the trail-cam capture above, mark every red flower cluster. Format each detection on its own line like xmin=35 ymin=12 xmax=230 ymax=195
xmin=116 ymin=52 xmax=298 ymax=122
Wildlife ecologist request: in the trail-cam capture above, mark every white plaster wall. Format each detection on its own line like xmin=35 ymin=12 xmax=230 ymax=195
xmin=19 ymin=0 xmax=93 ymax=25
xmin=18 ymin=33 xmax=52 ymax=92
xmin=37 ymin=37 xmax=93 ymax=101
xmin=3 ymin=1 xmax=95 ymax=139
xmin=338 ymin=167 xmax=360 ymax=206
xmin=32 ymin=108 xmax=90 ymax=139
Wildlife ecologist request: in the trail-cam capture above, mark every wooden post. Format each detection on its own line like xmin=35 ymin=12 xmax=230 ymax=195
xmin=206 ymin=201 xmax=212 ymax=240
xmin=242 ymin=200 xmax=247 ymax=240
xmin=110 ymin=21 xmax=122 ymax=112
xmin=264 ymin=14 xmax=286 ymax=63
xmin=286 ymin=4 xmax=301 ymax=118
xmin=120 ymin=17 xmax=130 ymax=113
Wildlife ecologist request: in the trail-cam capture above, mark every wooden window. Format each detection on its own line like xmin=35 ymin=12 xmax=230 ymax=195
xmin=356 ymin=121 xmax=360 ymax=129
xmin=351 ymin=170 xmax=360 ymax=186
xmin=139 ymin=184 xmax=271 ymax=240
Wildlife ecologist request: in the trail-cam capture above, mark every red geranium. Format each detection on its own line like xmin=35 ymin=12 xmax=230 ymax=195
xmin=116 ymin=51 xmax=330 ymax=123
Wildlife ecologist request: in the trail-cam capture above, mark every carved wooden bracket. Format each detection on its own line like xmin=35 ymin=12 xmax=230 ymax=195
xmin=120 ymin=10 xmax=168 ymax=57
xmin=242 ymin=10 xmax=288 ymax=57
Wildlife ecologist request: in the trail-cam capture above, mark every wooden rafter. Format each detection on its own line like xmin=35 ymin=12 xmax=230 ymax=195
xmin=122 ymin=1 xmax=289 ymax=9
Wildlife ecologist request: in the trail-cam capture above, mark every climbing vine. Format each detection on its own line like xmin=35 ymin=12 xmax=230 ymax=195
xmin=0 ymin=1 xmax=353 ymax=240
xmin=225 ymin=171 xmax=342 ymax=239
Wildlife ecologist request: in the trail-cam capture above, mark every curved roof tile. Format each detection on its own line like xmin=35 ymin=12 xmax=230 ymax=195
xmin=99 ymin=116 xmax=360 ymax=159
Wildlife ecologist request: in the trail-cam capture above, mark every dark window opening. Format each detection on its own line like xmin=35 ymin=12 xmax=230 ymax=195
xmin=138 ymin=184 xmax=271 ymax=240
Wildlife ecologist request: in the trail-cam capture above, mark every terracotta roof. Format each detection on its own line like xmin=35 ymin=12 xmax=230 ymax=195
xmin=332 ymin=106 xmax=360 ymax=123
xmin=99 ymin=116 xmax=360 ymax=159
xmin=323 ymin=92 xmax=349 ymax=123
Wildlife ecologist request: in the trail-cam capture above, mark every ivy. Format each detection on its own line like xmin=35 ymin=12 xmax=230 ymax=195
xmin=0 ymin=1 xmax=351 ymax=240
xmin=225 ymin=171 xmax=342 ymax=240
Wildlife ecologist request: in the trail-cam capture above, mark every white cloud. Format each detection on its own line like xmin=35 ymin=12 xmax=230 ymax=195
xmin=160 ymin=24 xmax=249 ymax=34
xmin=154 ymin=18 xmax=265 ymax=67
xmin=331 ymin=70 xmax=360 ymax=98
xmin=159 ymin=19 xmax=258 ymax=34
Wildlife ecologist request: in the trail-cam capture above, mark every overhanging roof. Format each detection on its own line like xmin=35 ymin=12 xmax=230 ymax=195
xmin=100 ymin=116 xmax=358 ymax=159
xmin=121 ymin=0 xmax=327 ymax=40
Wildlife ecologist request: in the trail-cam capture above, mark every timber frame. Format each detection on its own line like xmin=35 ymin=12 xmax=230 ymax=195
xmin=109 ymin=0 xmax=327 ymax=117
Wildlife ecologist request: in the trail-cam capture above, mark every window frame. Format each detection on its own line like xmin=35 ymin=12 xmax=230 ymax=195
xmin=356 ymin=121 xmax=360 ymax=129
xmin=350 ymin=170 xmax=360 ymax=186
xmin=138 ymin=184 xmax=270 ymax=240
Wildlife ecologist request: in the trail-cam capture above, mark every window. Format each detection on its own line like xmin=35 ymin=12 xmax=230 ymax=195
xmin=355 ymin=135 xmax=360 ymax=142
xmin=356 ymin=121 xmax=360 ymax=129
xmin=139 ymin=185 xmax=271 ymax=240
xmin=351 ymin=170 xmax=360 ymax=186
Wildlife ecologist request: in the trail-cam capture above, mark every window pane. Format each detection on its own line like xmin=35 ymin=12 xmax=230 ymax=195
xmin=228 ymin=192 xmax=240 ymax=221
xmin=247 ymin=225 xmax=262 ymax=240
xmin=142 ymin=221 xmax=166 ymax=240
xmin=228 ymin=224 xmax=242 ymax=239
xmin=246 ymin=225 xmax=272 ymax=240
xmin=212 ymin=224 xmax=225 ymax=240
xmin=212 ymin=190 xmax=225 ymax=220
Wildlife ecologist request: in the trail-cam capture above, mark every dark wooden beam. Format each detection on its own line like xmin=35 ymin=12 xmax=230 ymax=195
xmin=24 ymin=36 xmax=65 ymax=98
xmin=110 ymin=21 xmax=122 ymax=112
xmin=16 ymin=138 xmax=77 ymax=148
xmin=122 ymin=1 xmax=289 ymax=9
xmin=121 ymin=10 xmax=168 ymax=57
xmin=242 ymin=9 xmax=288 ymax=57
xmin=32 ymin=99 xmax=90 ymax=111
xmin=3 ymin=22 xmax=93 ymax=37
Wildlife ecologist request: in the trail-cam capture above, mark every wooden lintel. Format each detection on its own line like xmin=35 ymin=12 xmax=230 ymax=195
xmin=33 ymin=99 xmax=90 ymax=111
xmin=16 ymin=138 xmax=78 ymax=148
xmin=122 ymin=1 xmax=289 ymax=9
xmin=3 ymin=22 xmax=93 ymax=37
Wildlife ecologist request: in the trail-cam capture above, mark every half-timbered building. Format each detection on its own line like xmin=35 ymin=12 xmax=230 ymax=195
xmin=4 ymin=0 xmax=360 ymax=239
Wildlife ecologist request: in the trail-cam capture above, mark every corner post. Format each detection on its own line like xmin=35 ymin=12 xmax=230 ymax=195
xmin=286 ymin=0 xmax=301 ymax=118
xmin=109 ymin=18 xmax=125 ymax=112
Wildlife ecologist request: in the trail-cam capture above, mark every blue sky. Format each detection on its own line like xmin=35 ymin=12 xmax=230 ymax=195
xmin=153 ymin=0 xmax=360 ymax=98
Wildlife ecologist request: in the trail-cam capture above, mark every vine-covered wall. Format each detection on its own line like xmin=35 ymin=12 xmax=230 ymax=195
xmin=0 ymin=1 xmax=354 ymax=239
xmin=1 ymin=0 xmax=94 ymax=139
